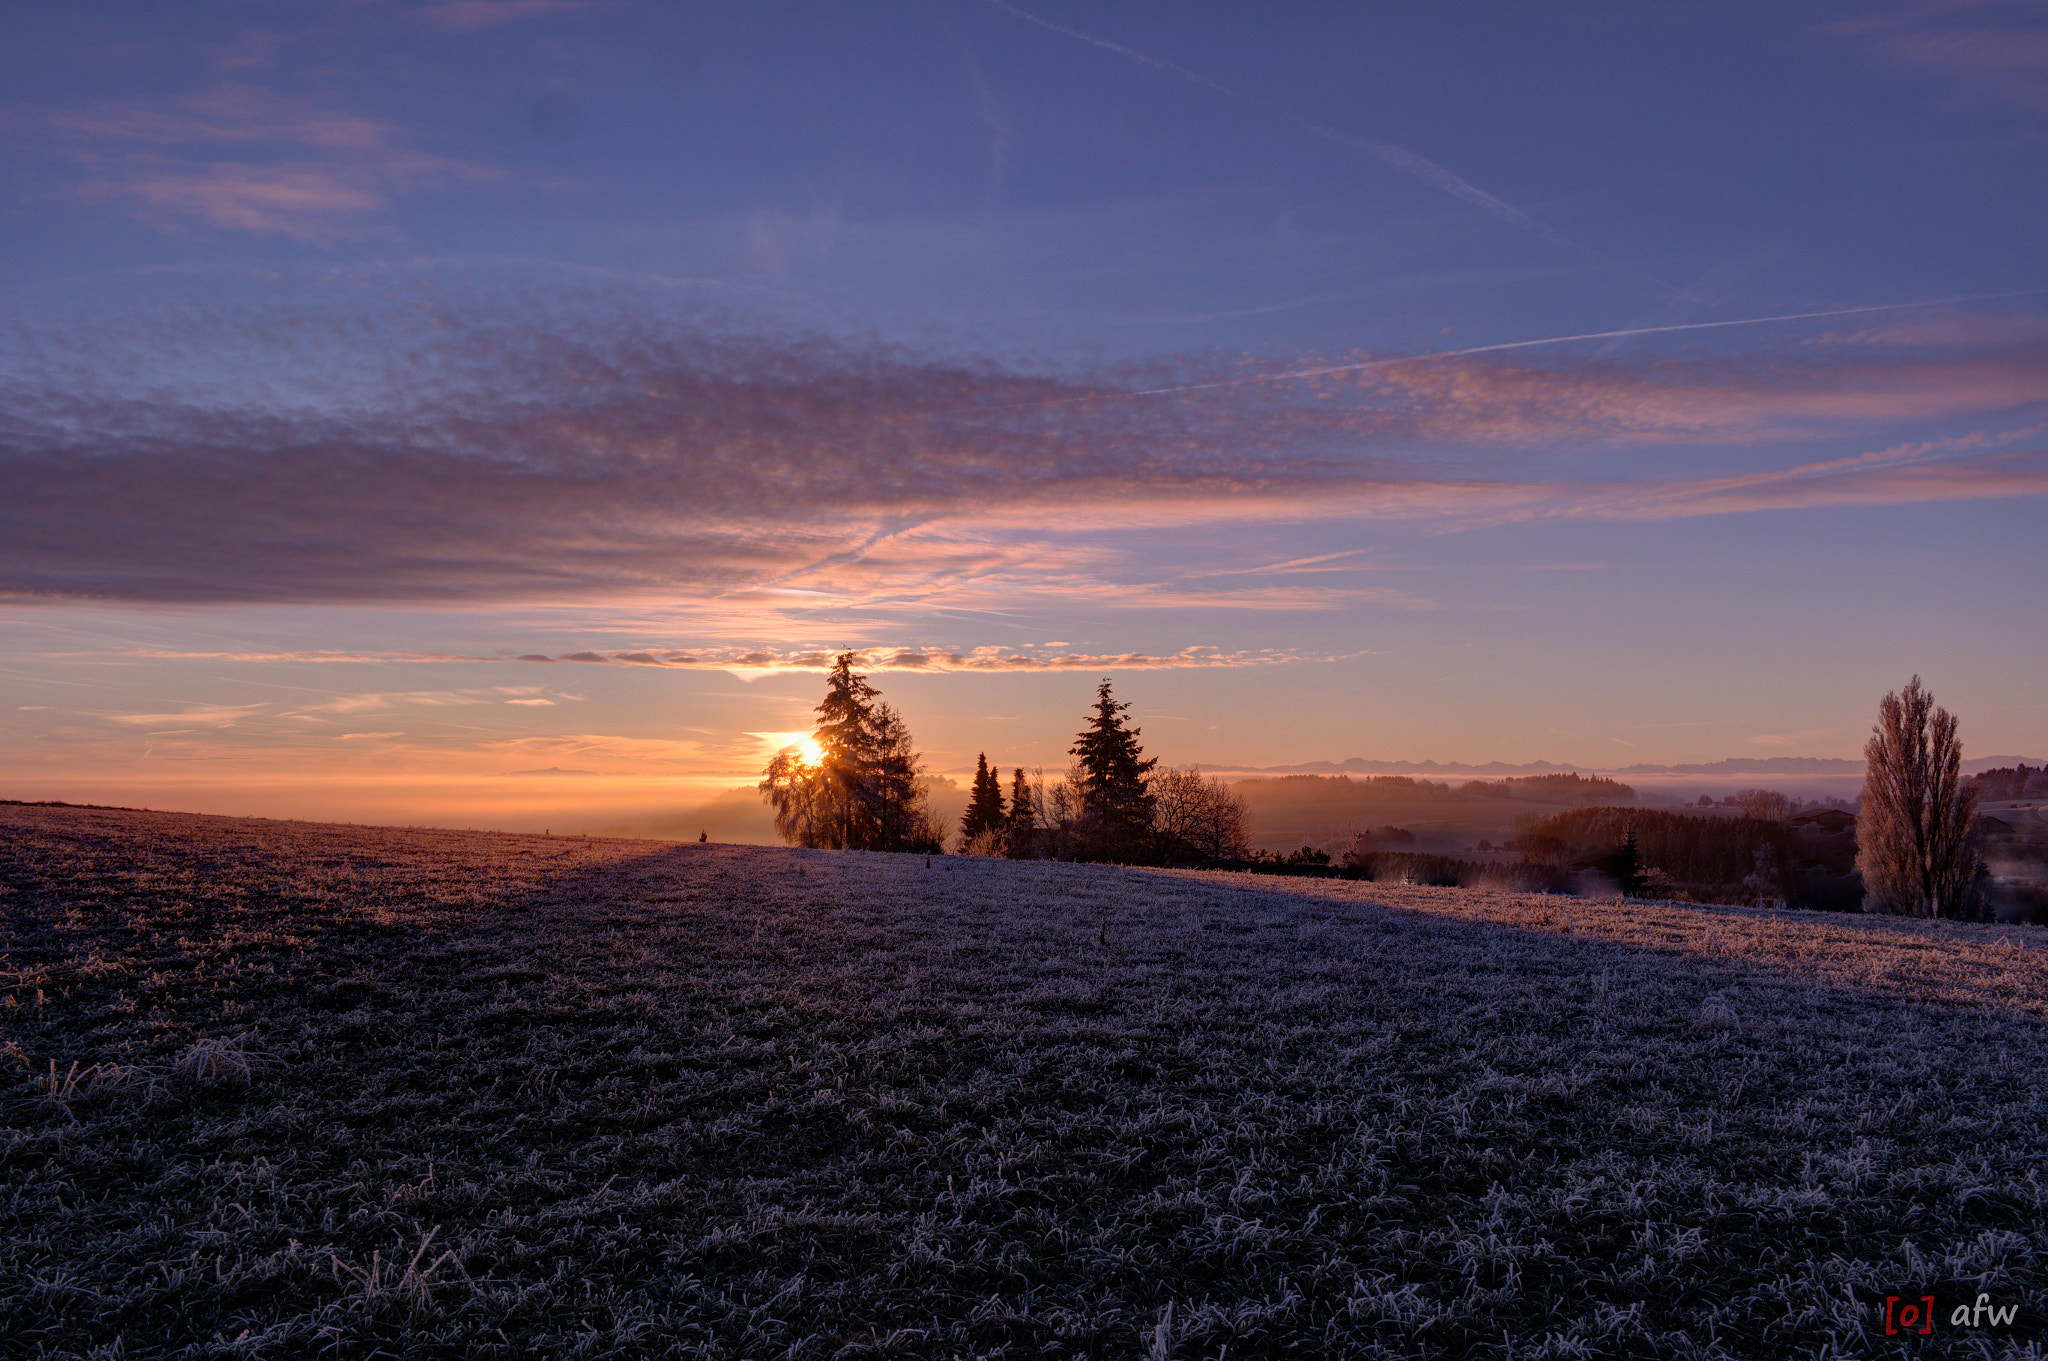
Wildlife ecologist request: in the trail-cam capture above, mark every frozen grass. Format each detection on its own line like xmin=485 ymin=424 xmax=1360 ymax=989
xmin=2 ymin=805 xmax=2044 ymax=1359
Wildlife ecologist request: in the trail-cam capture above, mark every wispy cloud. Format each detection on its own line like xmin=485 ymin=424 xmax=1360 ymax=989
xmin=1829 ymin=3 xmax=2048 ymax=110
xmin=288 ymin=690 xmax=500 ymax=716
xmin=105 ymin=702 xmax=268 ymax=728
xmin=74 ymin=644 xmax=1349 ymax=674
xmin=42 ymin=84 xmax=503 ymax=240
xmin=579 ymin=644 xmax=1349 ymax=673
xmin=1186 ymin=549 xmax=1378 ymax=578
xmin=3 ymin=293 xmax=2044 ymax=607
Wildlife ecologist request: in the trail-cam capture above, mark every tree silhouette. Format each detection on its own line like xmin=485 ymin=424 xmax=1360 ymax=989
xmin=868 ymin=701 xmax=945 ymax=853
xmin=1150 ymin=766 xmax=1251 ymax=862
xmin=961 ymin=752 xmax=1007 ymax=845
xmin=1610 ymin=827 xmax=1646 ymax=896
xmin=1858 ymin=675 xmax=1981 ymax=918
xmin=761 ymin=653 xmax=942 ymax=852
xmin=759 ymin=747 xmax=829 ymax=848
xmin=813 ymin=653 xmax=880 ymax=847
xmin=1069 ymin=678 xmax=1157 ymax=862
xmin=1004 ymin=766 xmax=1038 ymax=858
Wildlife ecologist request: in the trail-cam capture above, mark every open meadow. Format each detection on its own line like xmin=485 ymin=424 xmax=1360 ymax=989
xmin=3 ymin=804 xmax=2045 ymax=1359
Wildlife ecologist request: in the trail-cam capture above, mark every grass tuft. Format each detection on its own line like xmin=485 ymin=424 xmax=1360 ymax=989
xmin=171 ymin=1036 xmax=253 ymax=1086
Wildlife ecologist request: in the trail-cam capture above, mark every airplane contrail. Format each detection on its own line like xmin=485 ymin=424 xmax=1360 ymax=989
xmin=980 ymin=0 xmax=1588 ymax=255
xmin=958 ymin=288 xmax=2048 ymax=410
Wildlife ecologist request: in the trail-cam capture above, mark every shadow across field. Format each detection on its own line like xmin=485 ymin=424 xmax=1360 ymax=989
xmin=1170 ymin=866 xmax=2048 ymax=1020
xmin=2 ymin=807 xmax=2044 ymax=1359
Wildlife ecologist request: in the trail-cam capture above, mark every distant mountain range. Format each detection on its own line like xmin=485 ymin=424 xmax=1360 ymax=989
xmin=1221 ymin=755 xmax=2046 ymax=778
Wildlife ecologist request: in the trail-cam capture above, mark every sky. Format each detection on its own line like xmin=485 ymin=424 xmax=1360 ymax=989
xmin=2 ymin=0 xmax=2045 ymax=834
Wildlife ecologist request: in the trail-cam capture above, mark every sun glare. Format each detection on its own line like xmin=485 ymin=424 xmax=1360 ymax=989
xmin=797 ymin=735 xmax=825 ymax=766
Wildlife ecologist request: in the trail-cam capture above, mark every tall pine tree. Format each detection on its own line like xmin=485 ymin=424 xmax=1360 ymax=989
xmin=1611 ymin=827 xmax=1646 ymax=896
xmin=1069 ymin=679 xmax=1157 ymax=863
xmin=761 ymin=653 xmax=943 ymax=852
xmin=813 ymin=652 xmax=879 ymax=848
xmin=961 ymin=752 xmax=1006 ymax=843
xmin=1005 ymin=766 xmax=1037 ymax=858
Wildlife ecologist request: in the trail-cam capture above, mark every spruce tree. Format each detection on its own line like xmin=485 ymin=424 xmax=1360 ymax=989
xmin=961 ymin=752 xmax=1006 ymax=842
xmin=813 ymin=652 xmax=879 ymax=848
xmin=1005 ymin=766 xmax=1036 ymax=854
xmin=1069 ymin=679 xmax=1157 ymax=862
xmin=867 ymin=702 xmax=931 ymax=852
xmin=761 ymin=653 xmax=942 ymax=852
xmin=1612 ymin=827 xmax=1646 ymax=896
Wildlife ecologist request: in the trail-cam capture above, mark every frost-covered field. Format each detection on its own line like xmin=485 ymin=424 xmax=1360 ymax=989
xmin=3 ymin=805 xmax=2044 ymax=1359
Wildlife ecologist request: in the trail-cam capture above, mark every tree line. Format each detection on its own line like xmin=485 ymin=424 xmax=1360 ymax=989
xmin=760 ymin=661 xmax=2010 ymax=922
xmin=762 ymin=659 xmax=1249 ymax=864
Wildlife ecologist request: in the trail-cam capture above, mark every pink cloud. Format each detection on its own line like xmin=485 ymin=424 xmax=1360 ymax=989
xmin=68 ymin=645 xmax=1344 ymax=674
xmin=1584 ymin=447 xmax=2048 ymax=520
xmin=1882 ymin=28 xmax=2048 ymax=107
xmin=52 ymin=85 xmax=398 ymax=151
xmin=4 ymin=305 xmax=2045 ymax=606
xmin=1334 ymin=348 xmax=2048 ymax=445
xmin=1806 ymin=314 xmax=2048 ymax=348
xmin=1828 ymin=5 xmax=2048 ymax=110
xmin=86 ymin=161 xmax=393 ymax=241
xmin=44 ymin=85 xmax=504 ymax=239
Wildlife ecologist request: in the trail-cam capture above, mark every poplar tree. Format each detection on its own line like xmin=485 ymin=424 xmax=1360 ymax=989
xmin=1069 ymin=679 xmax=1157 ymax=862
xmin=1858 ymin=675 xmax=1981 ymax=918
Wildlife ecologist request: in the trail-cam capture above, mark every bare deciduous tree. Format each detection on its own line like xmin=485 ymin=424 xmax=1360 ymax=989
xmin=1150 ymin=767 xmax=1252 ymax=863
xmin=1729 ymin=788 xmax=1793 ymax=821
xmin=1038 ymin=765 xmax=1085 ymax=861
xmin=1857 ymin=675 xmax=1981 ymax=919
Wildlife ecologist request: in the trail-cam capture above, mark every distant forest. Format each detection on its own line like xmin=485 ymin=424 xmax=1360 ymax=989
xmin=1974 ymin=763 xmax=2048 ymax=801
xmin=1234 ymin=772 xmax=1638 ymax=806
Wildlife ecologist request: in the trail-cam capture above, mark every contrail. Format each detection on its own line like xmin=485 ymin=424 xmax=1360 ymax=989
xmin=980 ymin=0 xmax=1586 ymax=254
xmin=960 ymin=288 xmax=2048 ymax=410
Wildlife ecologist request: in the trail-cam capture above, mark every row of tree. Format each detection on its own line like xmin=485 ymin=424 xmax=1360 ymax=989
xmin=762 ymin=661 xmax=1248 ymax=864
xmin=1971 ymin=763 xmax=2048 ymax=802
xmin=762 ymin=661 xmax=1995 ymax=919
xmin=1507 ymin=677 xmax=1989 ymax=918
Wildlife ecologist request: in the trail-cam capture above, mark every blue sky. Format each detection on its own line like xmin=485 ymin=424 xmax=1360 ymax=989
xmin=2 ymin=1 xmax=2045 ymax=829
